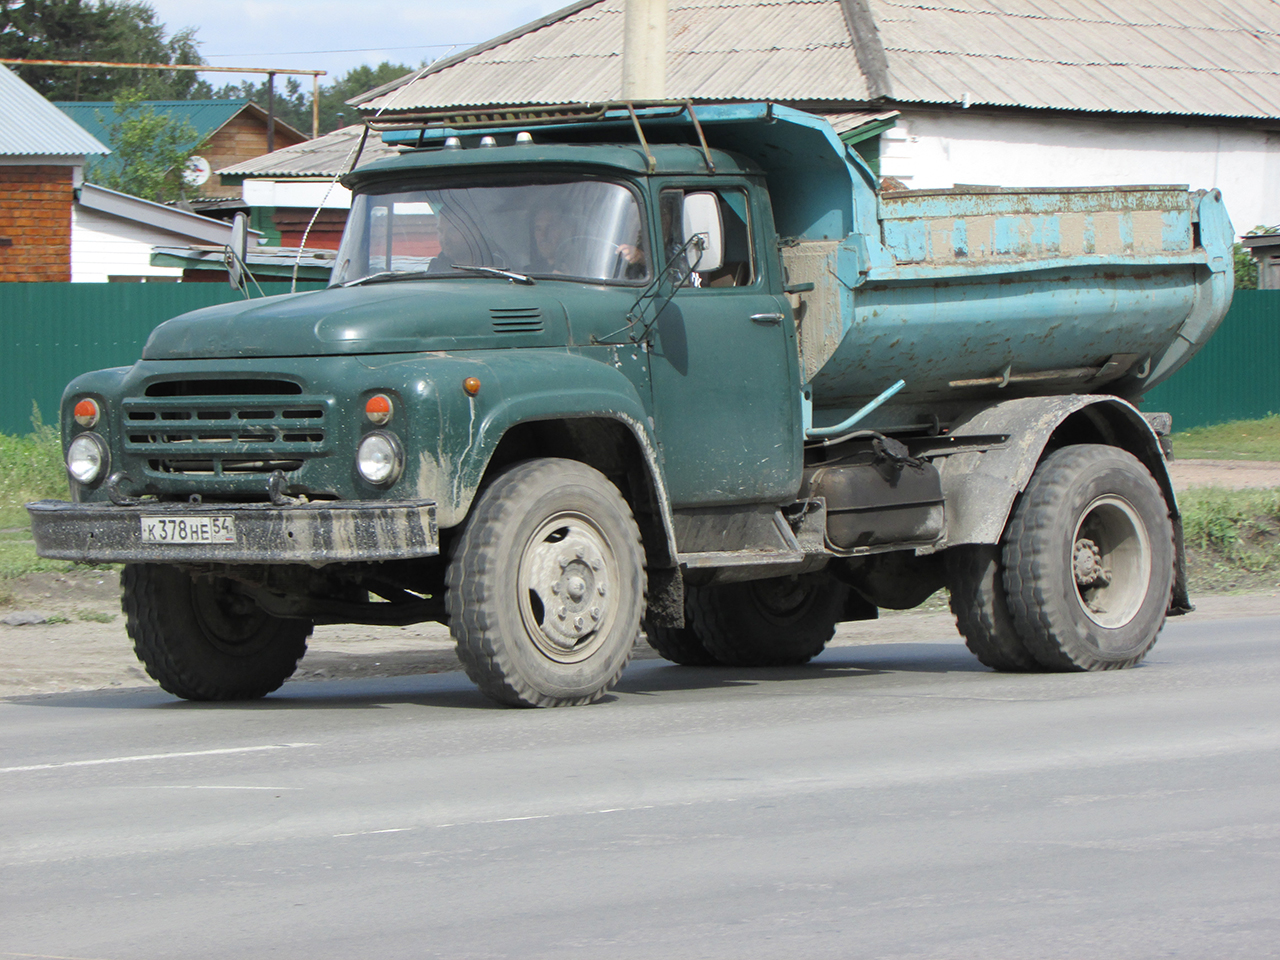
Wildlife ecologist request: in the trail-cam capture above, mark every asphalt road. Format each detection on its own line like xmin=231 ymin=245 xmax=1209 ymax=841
xmin=3 ymin=616 xmax=1278 ymax=960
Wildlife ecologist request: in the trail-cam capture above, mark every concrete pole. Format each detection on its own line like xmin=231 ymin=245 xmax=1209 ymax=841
xmin=621 ymin=0 xmax=667 ymax=100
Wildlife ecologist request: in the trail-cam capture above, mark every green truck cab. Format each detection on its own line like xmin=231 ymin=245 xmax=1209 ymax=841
xmin=29 ymin=102 xmax=1235 ymax=706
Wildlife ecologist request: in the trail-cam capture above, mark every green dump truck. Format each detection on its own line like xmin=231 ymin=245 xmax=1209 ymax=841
xmin=29 ymin=102 xmax=1235 ymax=706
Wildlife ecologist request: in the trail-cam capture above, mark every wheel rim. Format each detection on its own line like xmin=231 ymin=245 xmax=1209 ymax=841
xmin=517 ymin=511 xmax=619 ymax=663
xmin=1071 ymin=495 xmax=1152 ymax=630
xmin=190 ymin=577 xmax=275 ymax=655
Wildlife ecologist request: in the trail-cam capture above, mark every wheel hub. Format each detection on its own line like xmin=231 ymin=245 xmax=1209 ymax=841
xmin=1073 ymin=538 xmax=1113 ymax=589
xmin=519 ymin=516 xmax=615 ymax=661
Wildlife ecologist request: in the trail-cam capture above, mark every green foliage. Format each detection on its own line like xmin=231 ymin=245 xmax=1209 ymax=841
xmin=0 ymin=406 xmax=66 ymax=530
xmin=1172 ymin=415 xmax=1280 ymax=462
xmin=0 ymin=0 xmax=205 ymax=101
xmin=1234 ymin=243 xmax=1258 ymax=289
xmin=85 ymin=89 xmax=200 ymax=201
xmin=212 ymin=61 xmax=414 ymax=137
xmin=1181 ymin=488 xmax=1280 ymax=583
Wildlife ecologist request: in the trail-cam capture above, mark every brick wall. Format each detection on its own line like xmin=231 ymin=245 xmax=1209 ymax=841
xmin=0 ymin=165 xmax=73 ymax=282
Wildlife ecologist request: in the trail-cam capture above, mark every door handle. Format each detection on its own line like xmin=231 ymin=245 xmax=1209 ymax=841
xmin=750 ymin=312 xmax=784 ymax=324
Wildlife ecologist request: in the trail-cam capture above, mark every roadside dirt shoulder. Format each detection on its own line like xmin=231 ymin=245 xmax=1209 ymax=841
xmin=3 ymin=569 xmax=1277 ymax=699
xmin=1167 ymin=459 xmax=1280 ymax=490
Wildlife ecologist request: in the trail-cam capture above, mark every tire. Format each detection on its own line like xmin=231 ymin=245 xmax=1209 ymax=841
xmin=122 ymin=564 xmax=312 ymax=701
xmin=946 ymin=545 xmax=1042 ymax=672
xmin=445 ymin=458 xmax=646 ymax=707
xmin=690 ymin=573 xmax=848 ymax=667
xmin=645 ymin=622 xmax=722 ymax=666
xmin=1002 ymin=444 xmax=1175 ymax=671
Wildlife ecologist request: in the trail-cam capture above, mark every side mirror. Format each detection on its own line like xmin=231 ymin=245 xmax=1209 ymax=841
xmin=682 ymin=192 xmax=723 ymax=272
xmin=226 ymin=212 xmax=249 ymax=291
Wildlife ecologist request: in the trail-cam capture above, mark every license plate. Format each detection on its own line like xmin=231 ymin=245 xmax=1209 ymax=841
xmin=140 ymin=516 xmax=236 ymax=544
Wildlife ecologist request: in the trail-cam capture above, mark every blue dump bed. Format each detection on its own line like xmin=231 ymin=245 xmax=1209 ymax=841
xmin=688 ymin=104 xmax=1234 ymax=430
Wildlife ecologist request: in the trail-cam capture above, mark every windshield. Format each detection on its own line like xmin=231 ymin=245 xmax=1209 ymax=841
xmin=330 ymin=178 xmax=649 ymax=286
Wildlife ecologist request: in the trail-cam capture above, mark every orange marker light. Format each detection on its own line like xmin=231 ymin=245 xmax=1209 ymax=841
xmin=463 ymin=377 xmax=481 ymax=396
xmin=73 ymin=398 xmax=100 ymax=428
xmin=365 ymin=393 xmax=393 ymax=424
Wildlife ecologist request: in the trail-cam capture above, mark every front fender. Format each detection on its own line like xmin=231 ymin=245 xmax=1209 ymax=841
xmin=421 ymin=350 xmax=670 ymax=536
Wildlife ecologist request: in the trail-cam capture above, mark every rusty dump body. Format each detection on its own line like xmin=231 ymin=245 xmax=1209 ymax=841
xmin=783 ymin=180 xmax=1234 ymax=432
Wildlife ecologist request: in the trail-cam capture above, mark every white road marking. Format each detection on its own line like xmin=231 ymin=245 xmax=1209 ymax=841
xmin=151 ymin=785 xmax=304 ymax=791
xmin=332 ymin=827 xmax=414 ymax=838
xmin=0 ymin=743 xmax=317 ymax=774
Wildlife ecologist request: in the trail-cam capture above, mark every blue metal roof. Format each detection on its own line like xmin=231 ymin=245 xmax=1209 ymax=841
xmin=0 ymin=65 xmax=109 ymax=157
xmin=54 ymin=99 xmax=252 ymax=155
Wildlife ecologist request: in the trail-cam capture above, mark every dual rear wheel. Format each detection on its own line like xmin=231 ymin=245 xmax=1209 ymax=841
xmin=949 ymin=444 xmax=1175 ymax=672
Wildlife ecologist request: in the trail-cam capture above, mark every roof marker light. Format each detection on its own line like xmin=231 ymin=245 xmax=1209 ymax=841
xmin=479 ymin=135 xmax=497 ymax=148
xmin=515 ymin=131 xmax=533 ymax=144
xmin=443 ymin=136 xmax=462 ymax=150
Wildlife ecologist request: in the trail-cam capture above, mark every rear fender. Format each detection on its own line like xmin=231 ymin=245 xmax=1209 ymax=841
xmin=935 ymin=395 xmax=1187 ymax=611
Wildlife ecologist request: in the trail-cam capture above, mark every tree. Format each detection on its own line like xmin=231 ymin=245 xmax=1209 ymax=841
xmin=0 ymin=0 xmax=205 ymax=101
xmin=85 ymin=90 xmax=199 ymax=202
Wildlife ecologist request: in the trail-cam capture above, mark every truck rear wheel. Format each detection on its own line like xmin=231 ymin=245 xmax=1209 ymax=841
xmin=446 ymin=458 xmax=646 ymax=707
xmin=947 ymin=545 xmax=1042 ymax=672
xmin=1002 ymin=445 xmax=1174 ymax=671
xmin=122 ymin=564 xmax=311 ymax=701
xmin=645 ymin=622 xmax=722 ymax=666
xmin=690 ymin=573 xmax=847 ymax=667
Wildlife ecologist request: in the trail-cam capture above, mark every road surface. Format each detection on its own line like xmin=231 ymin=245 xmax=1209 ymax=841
xmin=3 ymin=615 xmax=1278 ymax=959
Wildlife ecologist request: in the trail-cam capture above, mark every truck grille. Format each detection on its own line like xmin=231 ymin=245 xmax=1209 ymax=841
xmin=124 ymin=382 xmax=332 ymax=476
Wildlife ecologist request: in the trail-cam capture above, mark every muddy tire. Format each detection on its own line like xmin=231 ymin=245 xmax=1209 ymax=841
xmin=122 ymin=563 xmax=311 ymax=701
xmin=691 ymin=573 xmax=848 ymax=667
xmin=947 ymin=545 xmax=1042 ymax=672
xmin=446 ymin=458 xmax=646 ymax=707
xmin=645 ymin=622 xmax=722 ymax=666
xmin=1003 ymin=445 xmax=1175 ymax=671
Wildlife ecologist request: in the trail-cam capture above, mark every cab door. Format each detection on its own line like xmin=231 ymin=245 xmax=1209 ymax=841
xmin=645 ymin=183 xmax=802 ymax=508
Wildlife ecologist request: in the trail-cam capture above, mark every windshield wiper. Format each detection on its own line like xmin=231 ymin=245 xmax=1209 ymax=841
xmin=340 ymin=270 xmax=433 ymax=287
xmin=450 ymin=264 xmax=536 ymax=285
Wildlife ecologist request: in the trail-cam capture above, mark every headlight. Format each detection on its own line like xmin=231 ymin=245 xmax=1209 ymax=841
xmin=356 ymin=431 xmax=403 ymax=486
xmin=67 ymin=433 xmax=109 ymax=484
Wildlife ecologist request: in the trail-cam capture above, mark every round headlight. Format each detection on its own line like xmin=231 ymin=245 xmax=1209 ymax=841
xmin=67 ymin=433 xmax=108 ymax=484
xmin=356 ymin=431 xmax=403 ymax=486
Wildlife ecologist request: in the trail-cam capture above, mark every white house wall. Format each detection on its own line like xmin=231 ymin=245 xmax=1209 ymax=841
xmin=71 ymin=204 xmax=186 ymax=282
xmin=879 ymin=111 xmax=1280 ymax=238
xmin=242 ymin=179 xmax=352 ymax=210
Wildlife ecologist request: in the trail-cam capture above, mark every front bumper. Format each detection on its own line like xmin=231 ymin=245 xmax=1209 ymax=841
xmin=27 ymin=499 xmax=438 ymax=565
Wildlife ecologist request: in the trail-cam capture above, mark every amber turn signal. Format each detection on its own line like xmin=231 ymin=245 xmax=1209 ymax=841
xmin=365 ymin=393 xmax=393 ymax=425
xmin=463 ymin=377 xmax=481 ymax=396
xmin=73 ymin=397 xmax=100 ymax=428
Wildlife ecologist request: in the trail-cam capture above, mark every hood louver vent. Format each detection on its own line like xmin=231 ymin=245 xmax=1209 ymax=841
xmin=491 ymin=307 xmax=544 ymax=334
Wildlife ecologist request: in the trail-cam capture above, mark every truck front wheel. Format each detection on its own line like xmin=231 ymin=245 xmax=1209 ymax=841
xmin=122 ymin=564 xmax=312 ymax=700
xmin=446 ymin=458 xmax=646 ymax=707
xmin=1002 ymin=445 xmax=1175 ymax=671
xmin=689 ymin=573 xmax=848 ymax=667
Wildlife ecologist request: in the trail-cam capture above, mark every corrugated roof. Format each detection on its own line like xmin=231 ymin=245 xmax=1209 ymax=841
xmin=216 ymin=125 xmax=399 ymax=178
xmin=0 ymin=65 xmax=109 ymax=157
xmin=55 ymin=99 xmax=309 ymax=180
xmin=358 ymin=0 xmax=1280 ymax=120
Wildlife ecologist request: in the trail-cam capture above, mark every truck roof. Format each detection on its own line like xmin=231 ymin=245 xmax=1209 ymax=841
xmin=343 ymin=140 xmax=761 ymax=188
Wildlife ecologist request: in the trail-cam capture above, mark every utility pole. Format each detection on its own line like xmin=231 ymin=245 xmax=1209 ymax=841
xmin=621 ymin=0 xmax=667 ymax=100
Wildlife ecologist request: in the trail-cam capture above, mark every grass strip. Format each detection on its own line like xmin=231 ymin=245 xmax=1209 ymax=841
xmin=1172 ymin=414 xmax=1280 ymax=462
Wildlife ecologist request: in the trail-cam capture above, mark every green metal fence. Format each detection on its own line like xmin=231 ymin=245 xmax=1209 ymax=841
xmin=1 ymin=284 xmax=1277 ymax=438
xmin=0 ymin=282 xmax=324 ymax=436
xmin=1142 ymin=289 xmax=1280 ymax=431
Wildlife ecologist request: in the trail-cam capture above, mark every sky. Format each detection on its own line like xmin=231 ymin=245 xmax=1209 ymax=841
xmin=143 ymin=0 xmax=571 ymax=90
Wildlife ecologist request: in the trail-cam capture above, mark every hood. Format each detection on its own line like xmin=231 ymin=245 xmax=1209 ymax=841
xmin=142 ymin=281 xmax=574 ymax=359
